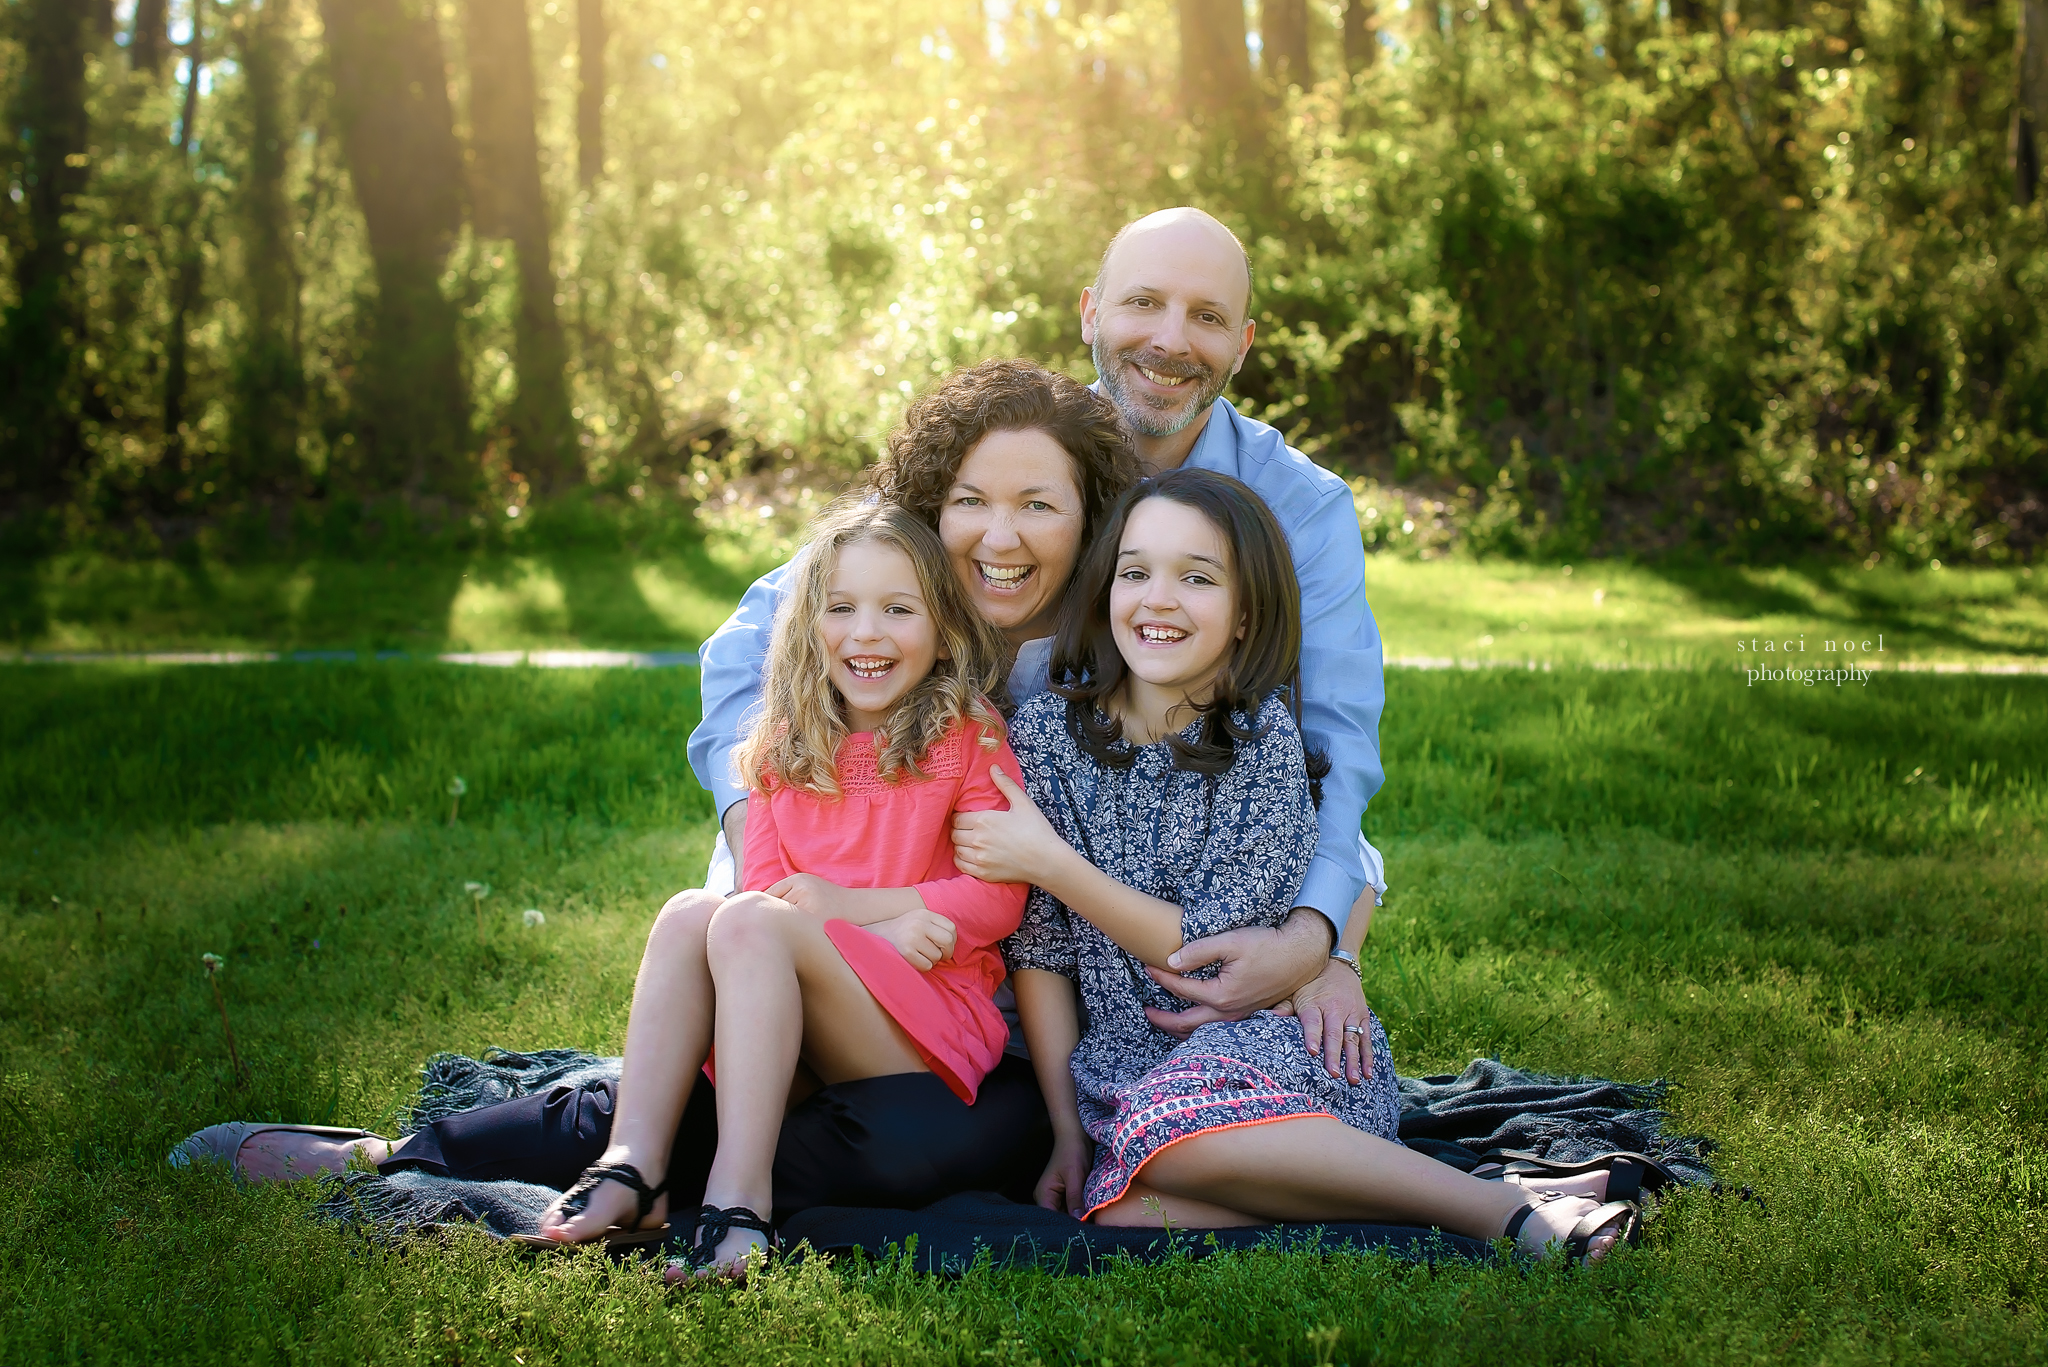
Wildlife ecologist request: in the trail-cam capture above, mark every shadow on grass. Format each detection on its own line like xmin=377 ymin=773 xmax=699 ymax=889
xmin=299 ymin=557 xmax=473 ymax=652
xmin=1639 ymin=557 xmax=2048 ymax=660
xmin=0 ymin=559 xmax=48 ymax=643
xmin=545 ymin=551 xmax=689 ymax=647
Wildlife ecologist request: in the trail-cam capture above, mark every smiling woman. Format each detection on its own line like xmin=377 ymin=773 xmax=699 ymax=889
xmin=940 ymin=428 xmax=1089 ymax=646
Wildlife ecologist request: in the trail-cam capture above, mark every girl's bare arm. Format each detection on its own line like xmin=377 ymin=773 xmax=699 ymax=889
xmin=761 ymin=875 xmax=926 ymax=926
xmin=952 ymin=766 xmax=1186 ymax=967
xmin=1015 ymin=969 xmax=1085 ymax=1132
xmin=1014 ymin=968 xmax=1093 ymax=1216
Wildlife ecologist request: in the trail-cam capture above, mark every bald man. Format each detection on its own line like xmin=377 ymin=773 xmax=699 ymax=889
xmin=1057 ymin=207 xmax=1388 ymax=1069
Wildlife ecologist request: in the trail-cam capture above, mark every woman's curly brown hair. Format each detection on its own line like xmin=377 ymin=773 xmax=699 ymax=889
xmin=867 ymin=358 xmax=1141 ymax=549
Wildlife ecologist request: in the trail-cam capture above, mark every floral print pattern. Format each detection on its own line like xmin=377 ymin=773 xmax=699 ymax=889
xmin=1004 ymin=690 xmax=1402 ymax=1216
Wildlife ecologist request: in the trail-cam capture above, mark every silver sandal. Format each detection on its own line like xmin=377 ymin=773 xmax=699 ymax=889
xmin=1503 ymin=1193 xmax=1642 ymax=1265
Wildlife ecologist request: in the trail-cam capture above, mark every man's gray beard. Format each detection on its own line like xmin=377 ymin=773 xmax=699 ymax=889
xmin=1093 ymin=338 xmax=1229 ymax=439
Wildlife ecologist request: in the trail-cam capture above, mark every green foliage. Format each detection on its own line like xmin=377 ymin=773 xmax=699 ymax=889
xmin=1246 ymin=12 xmax=2048 ymax=563
xmin=6 ymin=2 xmax=2043 ymax=564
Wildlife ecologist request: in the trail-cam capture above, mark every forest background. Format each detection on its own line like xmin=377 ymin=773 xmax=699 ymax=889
xmin=2 ymin=0 xmax=2047 ymax=569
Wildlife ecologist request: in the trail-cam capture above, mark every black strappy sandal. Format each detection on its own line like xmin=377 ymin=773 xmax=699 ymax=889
xmin=510 ymin=1162 xmax=671 ymax=1250
xmin=677 ymin=1203 xmax=777 ymax=1279
xmin=1503 ymin=1194 xmax=1642 ymax=1265
xmin=1472 ymin=1149 xmax=1678 ymax=1205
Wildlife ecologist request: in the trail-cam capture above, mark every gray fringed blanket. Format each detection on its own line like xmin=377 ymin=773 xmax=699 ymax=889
xmin=314 ymin=1049 xmax=616 ymax=1240
xmin=314 ymin=1049 xmax=1714 ymax=1259
xmin=1396 ymin=1058 xmax=1716 ymax=1185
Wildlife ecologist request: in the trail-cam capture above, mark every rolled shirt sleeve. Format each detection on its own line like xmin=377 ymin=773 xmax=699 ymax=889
xmin=1287 ymin=481 xmax=1385 ymax=934
xmin=686 ymin=562 xmax=792 ymax=819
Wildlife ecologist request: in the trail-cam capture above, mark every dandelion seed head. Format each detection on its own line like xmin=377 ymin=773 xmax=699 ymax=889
xmin=465 ymin=881 xmax=490 ymax=899
xmin=201 ymin=952 xmax=223 ymax=973
xmin=523 ymin=909 xmax=546 ymax=928
xmin=448 ymin=777 xmax=468 ymax=797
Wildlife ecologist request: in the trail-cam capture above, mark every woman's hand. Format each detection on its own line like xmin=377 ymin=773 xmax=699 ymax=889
xmin=1035 ymin=1131 xmax=1093 ymax=1218
xmin=867 ymin=908 xmax=958 ymax=970
xmin=951 ymin=766 xmax=1066 ymax=885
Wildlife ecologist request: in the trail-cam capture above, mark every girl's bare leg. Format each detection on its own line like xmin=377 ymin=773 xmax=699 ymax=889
xmin=682 ymin=892 xmax=927 ymax=1277
xmin=1092 ymin=1181 xmax=1266 ymax=1229
xmin=1119 ymin=1116 xmax=1628 ymax=1259
xmin=539 ymin=888 xmax=723 ymax=1242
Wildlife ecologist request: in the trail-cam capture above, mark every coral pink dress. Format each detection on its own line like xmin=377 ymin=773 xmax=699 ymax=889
xmin=741 ymin=719 xmax=1028 ymax=1103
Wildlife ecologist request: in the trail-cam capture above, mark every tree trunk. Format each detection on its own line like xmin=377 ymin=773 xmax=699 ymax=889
xmin=0 ymin=0 xmax=91 ymax=507
xmin=1180 ymin=0 xmax=1252 ymax=115
xmin=1343 ymin=0 xmax=1377 ymax=74
xmin=463 ymin=0 xmax=577 ymax=493
xmin=231 ymin=0 xmax=304 ymax=493
xmin=1607 ymin=0 xmax=1636 ymax=70
xmin=1666 ymin=0 xmax=1710 ymax=33
xmin=1262 ymin=0 xmax=1310 ymax=88
xmin=131 ymin=0 xmax=170 ymax=73
xmin=576 ymin=0 xmax=605 ymax=187
xmin=2018 ymin=0 xmax=2048 ymax=204
xmin=317 ymin=0 xmax=472 ymax=499
xmin=163 ymin=0 xmax=209 ymax=462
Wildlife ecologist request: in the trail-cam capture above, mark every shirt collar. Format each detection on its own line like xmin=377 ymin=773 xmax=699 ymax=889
xmin=1183 ymin=398 xmax=1239 ymax=476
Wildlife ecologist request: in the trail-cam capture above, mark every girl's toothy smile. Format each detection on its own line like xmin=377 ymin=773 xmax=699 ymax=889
xmin=843 ymin=656 xmax=897 ymax=679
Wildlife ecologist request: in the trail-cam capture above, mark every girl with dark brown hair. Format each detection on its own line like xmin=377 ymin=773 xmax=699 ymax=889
xmin=955 ymin=469 xmax=1639 ymax=1262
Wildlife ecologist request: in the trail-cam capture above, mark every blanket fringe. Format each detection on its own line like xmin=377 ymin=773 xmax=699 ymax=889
xmin=401 ymin=1047 xmax=617 ymax=1132
xmin=312 ymin=1169 xmax=484 ymax=1240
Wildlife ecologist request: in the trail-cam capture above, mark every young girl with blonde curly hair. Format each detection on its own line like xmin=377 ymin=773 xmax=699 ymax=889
xmin=529 ymin=497 xmax=1029 ymax=1278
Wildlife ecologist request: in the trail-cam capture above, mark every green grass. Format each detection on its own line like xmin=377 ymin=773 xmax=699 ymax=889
xmin=7 ymin=543 xmax=2046 ymax=668
xmin=0 ymin=540 xmax=778 ymax=655
xmin=2 ymin=572 xmax=2046 ymax=1363
xmin=1360 ymin=557 xmax=2048 ymax=669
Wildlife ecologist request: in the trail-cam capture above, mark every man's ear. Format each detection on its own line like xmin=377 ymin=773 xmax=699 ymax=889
xmin=1229 ymin=318 xmax=1256 ymax=377
xmin=1078 ymin=286 xmax=1099 ymax=345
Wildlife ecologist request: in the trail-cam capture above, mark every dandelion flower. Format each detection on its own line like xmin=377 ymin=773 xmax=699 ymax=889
xmin=523 ymin=909 xmax=546 ymax=928
xmin=201 ymin=953 xmax=245 ymax=1080
xmin=465 ymin=882 xmax=491 ymax=939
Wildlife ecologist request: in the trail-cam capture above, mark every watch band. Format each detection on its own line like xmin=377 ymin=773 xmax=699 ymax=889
xmin=1329 ymin=948 xmax=1361 ymax=974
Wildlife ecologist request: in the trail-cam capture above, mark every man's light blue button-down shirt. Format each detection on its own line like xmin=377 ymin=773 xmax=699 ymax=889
xmin=685 ymin=396 xmax=1386 ymax=935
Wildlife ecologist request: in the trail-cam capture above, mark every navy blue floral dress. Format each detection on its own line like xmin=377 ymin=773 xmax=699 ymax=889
xmin=1003 ymin=689 xmax=1402 ymax=1217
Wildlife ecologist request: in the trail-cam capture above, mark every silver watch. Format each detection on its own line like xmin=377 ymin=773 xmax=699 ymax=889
xmin=1329 ymin=948 xmax=1361 ymax=975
